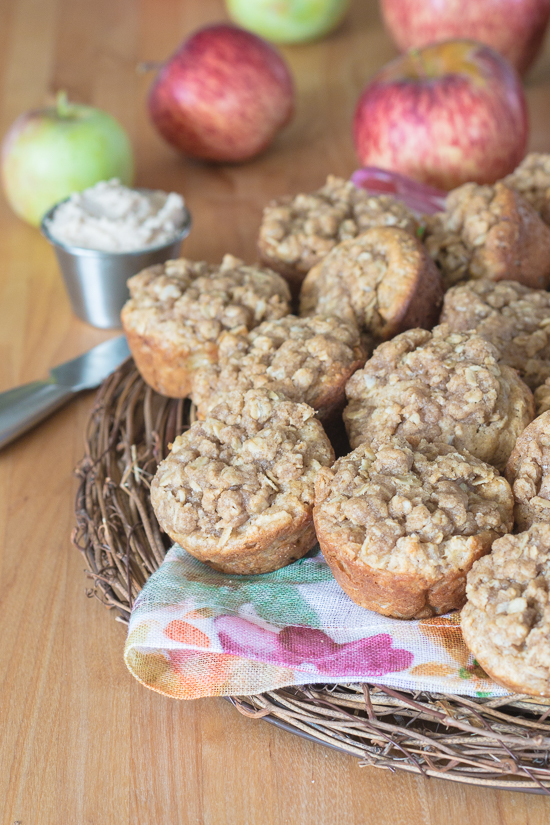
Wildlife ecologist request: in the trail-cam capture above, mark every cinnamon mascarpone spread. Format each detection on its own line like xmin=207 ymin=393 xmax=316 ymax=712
xmin=45 ymin=179 xmax=187 ymax=252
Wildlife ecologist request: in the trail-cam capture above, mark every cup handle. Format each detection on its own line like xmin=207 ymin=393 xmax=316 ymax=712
xmin=0 ymin=380 xmax=74 ymax=449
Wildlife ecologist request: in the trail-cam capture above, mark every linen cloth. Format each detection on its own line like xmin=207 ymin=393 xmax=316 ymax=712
xmin=124 ymin=543 xmax=506 ymax=700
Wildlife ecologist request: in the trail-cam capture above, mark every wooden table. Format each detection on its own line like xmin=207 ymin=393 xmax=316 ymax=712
xmin=2 ymin=0 xmax=550 ymax=822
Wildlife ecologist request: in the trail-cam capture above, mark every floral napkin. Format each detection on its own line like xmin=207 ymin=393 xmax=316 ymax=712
xmin=124 ymin=543 xmax=506 ymax=700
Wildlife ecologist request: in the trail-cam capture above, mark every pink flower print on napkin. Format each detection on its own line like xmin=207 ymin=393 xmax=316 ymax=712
xmin=215 ymin=617 xmax=413 ymax=678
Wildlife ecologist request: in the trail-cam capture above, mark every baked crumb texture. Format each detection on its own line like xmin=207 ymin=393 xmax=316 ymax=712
xmin=299 ymin=226 xmax=444 ymax=351
xmin=191 ymin=314 xmax=367 ymax=423
xmin=343 ymin=325 xmax=534 ymax=472
xmin=504 ymin=152 xmax=550 ymax=225
xmin=257 ymin=175 xmax=419 ymax=296
xmin=314 ymin=438 xmax=513 ymax=619
xmin=151 ymin=389 xmax=334 ymax=575
xmin=441 ymin=279 xmax=550 ymax=391
xmin=424 ymin=182 xmax=550 ymax=290
xmin=506 ymin=411 xmax=550 ymax=531
xmin=121 ymin=255 xmax=291 ymax=398
xmin=535 ymin=379 xmax=550 ymax=416
xmin=462 ymin=524 xmax=550 ymax=697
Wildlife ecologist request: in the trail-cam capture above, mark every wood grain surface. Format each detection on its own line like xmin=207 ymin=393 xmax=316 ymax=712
xmin=2 ymin=0 xmax=550 ymax=822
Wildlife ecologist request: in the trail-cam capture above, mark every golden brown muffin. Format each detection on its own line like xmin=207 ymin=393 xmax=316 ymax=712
xmin=440 ymin=279 xmax=550 ymax=391
xmin=505 ymin=411 xmax=550 ymax=530
xmin=344 ymin=325 xmax=534 ymax=472
xmin=151 ymin=388 xmax=334 ymax=575
xmin=314 ymin=438 xmax=513 ymax=619
xmin=462 ymin=524 xmax=550 ymax=697
xmin=504 ymin=153 xmax=550 ymax=226
xmin=121 ymin=255 xmax=291 ymax=398
xmin=299 ymin=226 xmax=443 ymax=352
xmin=424 ymin=182 xmax=550 ymax=289
xmin=191 ymin=314 xmax=367 ymax=423
xmin=257 ymin=175 xmax=419 ymax=297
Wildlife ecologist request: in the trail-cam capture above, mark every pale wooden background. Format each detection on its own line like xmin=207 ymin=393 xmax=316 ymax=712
xmin=2 ymin=0 xmax=550 ymax=822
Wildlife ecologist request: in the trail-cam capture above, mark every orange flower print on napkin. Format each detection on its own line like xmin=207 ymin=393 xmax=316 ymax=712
xmin=418 ymin=614 xmax=489 ymax=683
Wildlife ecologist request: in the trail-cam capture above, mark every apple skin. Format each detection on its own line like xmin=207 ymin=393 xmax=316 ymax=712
xmin=381 ymin=0 xmax=550 ymax=75
xmin=148 ymin=24 xmax=295 ymax=163
xmin=225 ymin=0 xmax=351 ymax=45
xmin=353 ymin=40 xmax=528 ymax=191
xmin=1 ymin=99 xmax=134 ymax=227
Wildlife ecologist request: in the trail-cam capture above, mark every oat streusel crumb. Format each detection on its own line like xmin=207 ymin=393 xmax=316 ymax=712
xmin=344 ymin=324 xmax=534 ymax=472
xmin=462 ymin=524 xmax=550 ymax=696
xmin=191 ymin=314 xmax=366 ymax=420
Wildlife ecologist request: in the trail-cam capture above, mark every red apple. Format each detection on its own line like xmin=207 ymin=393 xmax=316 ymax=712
xmin=148 ymin=24 xmax=295 ymax=163
xmin=381 ymin=0 xmax=550 ymax=75
xmin=353 ymin=40 xmax=528 ymax=191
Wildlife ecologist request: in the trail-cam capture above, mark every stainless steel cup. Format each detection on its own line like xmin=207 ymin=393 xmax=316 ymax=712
xmin=41 ymin=195 xmax=192 ymax=329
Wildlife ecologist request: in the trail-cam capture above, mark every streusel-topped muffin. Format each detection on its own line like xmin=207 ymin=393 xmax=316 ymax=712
xmin=299 ymin=226 xmax=443 ymax=351
xmin=462 ymin=524 xmax=550 ymax=697
xmin=314 ymin=438 xmax=513 ymax=619
xmin=505 ymin=411 xmax=550 ymax=530
xmin=121 ymin=255 xmax=291 ymax=398
xmin=441 ymin=279 xmax=550 ymax=391
xmin=424 ymin=182 xmax=550 ymax=289
xmin=191 ymin=314 xmax=366 ymax=422
xmin=258 ymin=175 xmax=419 ymax=296
xmin=151 ymin=388 xmax=334 ymax=574
xmin=344 ymin=325 xmax=534 ymax=471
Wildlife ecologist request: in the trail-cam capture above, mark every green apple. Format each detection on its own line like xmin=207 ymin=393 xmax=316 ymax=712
xmin=1 ymin=93 xmax=134 ymax=226
xmin=225 ymin=0 xmax=350 ymax=44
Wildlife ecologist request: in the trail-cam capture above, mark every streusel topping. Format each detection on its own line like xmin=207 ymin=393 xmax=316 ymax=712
xmin=344 ymin=325 xmax=534 ymax=471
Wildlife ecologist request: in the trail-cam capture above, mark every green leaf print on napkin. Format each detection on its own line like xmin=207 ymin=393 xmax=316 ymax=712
xmin=135 ymin=544 xmax=333 ymax=629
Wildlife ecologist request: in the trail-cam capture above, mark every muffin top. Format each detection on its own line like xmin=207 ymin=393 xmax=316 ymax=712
xmin=299 ymin=226 xmax=443 ymax=348
xmin=191 ymin=314 xmax=366 ymax=418
xmin=504 ymin=152 xmax=550 ymax=224
xmin=344 ymin=325 xmax=534 ymax=471
xmin=121 ymin=254 xmax=291 ymax=348
xmin=424 ymin=181 xmax=550 ymax=290
xmin=314 ymin=438 xmax=513 ymax=581
xmin=441 ymin=278 xmax=550 ymax=390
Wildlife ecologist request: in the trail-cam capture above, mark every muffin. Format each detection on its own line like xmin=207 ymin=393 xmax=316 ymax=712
xmin=440 ymin=279 xmax=550 ymax=391
xmin=504 ymin=152 xmax=550 ymax=226
xmin=505 ymin=411 xmax=550 ymax=531
xmin=462 ymin=524 xmax=550 ymax=697
xmin=121 ymin=254 xmax=291 ymax=398
xmin=314 ymin=438 xmax=513 ymax=619
xmin=258 ymin=175 xmax=419 ymax=296
xmin=424 ymin=181 xmax=550 ymax=289
xmin=191 ymin=314 xmax=367 ymax=423
xmin=299 ymin=226 xmax=444 ymax=351
xmin=151 ymin=388 xmax=334 ymax=574
xmin=344 ymin=325 xmax=534 ymax=472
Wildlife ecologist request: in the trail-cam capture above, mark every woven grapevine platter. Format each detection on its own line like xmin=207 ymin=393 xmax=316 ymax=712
xmin=73 ymin=357 xmax=550 ymax=794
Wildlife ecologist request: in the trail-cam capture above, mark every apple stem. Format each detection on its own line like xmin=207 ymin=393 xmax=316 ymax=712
xmin=56 ymin=90 xmax=71 ymax=118
xmin=136 ymin=61 xmax=164 ymax=74
xmin=409 ymin=49 xmax=428 ymax=79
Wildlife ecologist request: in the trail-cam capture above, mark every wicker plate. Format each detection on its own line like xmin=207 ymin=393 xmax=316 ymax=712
xmin=73 ymin=358 xmax=550 ymax=794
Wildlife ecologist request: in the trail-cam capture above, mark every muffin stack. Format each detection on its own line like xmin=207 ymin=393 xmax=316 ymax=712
xmin=122 ymin=158 xmax=550 ymax=697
